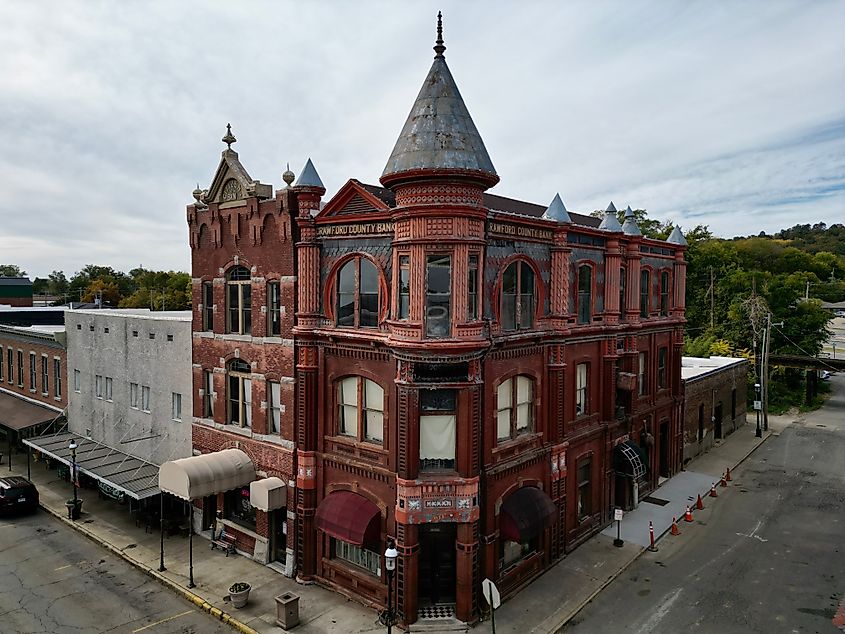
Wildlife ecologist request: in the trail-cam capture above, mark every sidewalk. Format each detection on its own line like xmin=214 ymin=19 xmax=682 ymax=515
xmin=4 ymin=416 xmax=779 ymax=634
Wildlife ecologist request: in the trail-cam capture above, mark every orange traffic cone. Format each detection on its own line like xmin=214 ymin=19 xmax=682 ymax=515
xmin=720 ymin=474 xmax=727 ymax=487
xmin=684 ymin=505 xmax=694 ymax=522
xmin=725 ymin=467 xmax=732 ymax=482
xmin=709 ymin=483 xmax=719 ymax=498
xmin=670 ymin=517 xmax=681 ymax=535
xmin=696 ymin=494 xmax=705 ymax=510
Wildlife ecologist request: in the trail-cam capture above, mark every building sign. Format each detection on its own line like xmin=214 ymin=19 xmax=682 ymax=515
xmin=424 ymin=499 xmax=453 ymax=509
xmin=489 ymin=222 xmax=553 ymax=241
xmin=317 ymin=222 xmax=392 ymax=238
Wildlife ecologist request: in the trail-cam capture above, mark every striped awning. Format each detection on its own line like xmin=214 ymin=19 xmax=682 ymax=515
xmin=24 ymin=431 xmax=160 ymax=500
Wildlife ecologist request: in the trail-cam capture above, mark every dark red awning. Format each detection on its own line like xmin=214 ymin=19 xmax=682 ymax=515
xmin=315 ymin=491 xmax=381 ymax=546
xmin=501 ymin=486 xmax=557 ymax=542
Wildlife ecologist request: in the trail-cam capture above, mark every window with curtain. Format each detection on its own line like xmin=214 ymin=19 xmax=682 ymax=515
xmin=658 ymin=347 xmax=668 ymax=388
xmin=638 ymin=352 xmax=647 ymax=396
xmin=420 ymin=389 xmax=456 ymax=471
xmin=226 ymin=266 xmax=252 ymax=334
xmin=640 ymin=270 xmax=650 ymax=318
xmin=268 ymin=381 xmax=281 ymax=434
xmin=228 ymin=359 xmax=252 ymax=427
xmin=202 ymin=281 xmax=214 ymax=331
xmin=203 ymin=370 xmax=214 ymax=417
xmin=267 ymin=281 xmax=282 ymax=336
xmin=501 ymin=261 xmax=535 ymax=331
xmin=496 ymin=376 xmax=534 ymax=442
xmin=575 ymin=363 xmax=588 ymax=416
xmin=337 ymin=257 xmax=380 ymax=328
xmin=336 ymin=376 xmax=384 ymax=444
xmin=660 ymin=271 xmax=670 ymax=316
xmin=426 ymin=254 xmax=451 ymax=337
xmin=398 ymin=255 xmax=410 ymax=319
xmin=577 ymin=264 xmax=592 ymax=324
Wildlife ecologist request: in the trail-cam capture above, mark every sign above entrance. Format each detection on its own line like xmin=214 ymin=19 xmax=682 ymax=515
xmin=316 ymin=222 xmax=393 ymax=238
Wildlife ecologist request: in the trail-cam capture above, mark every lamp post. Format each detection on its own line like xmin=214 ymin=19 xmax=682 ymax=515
xmin=68 ymin=440 xmax=78 ymax=520
xmin=384 ymin=539 xmax=398 ymax=633
xmin=754 ymin=383 xmax=762 ymax=438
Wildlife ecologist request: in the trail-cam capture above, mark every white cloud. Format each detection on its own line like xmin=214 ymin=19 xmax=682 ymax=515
xmin=1 ymin=0 xmax=844 ymax=278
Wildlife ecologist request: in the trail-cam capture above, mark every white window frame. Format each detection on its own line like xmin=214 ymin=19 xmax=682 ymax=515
xmin=336 ymin=376 xmax=384 ymax=443
xmin=227 ymin=360 xmax=252 ymax=427
xmin=226 ymin=267 xmax=252 ymax=335
xmin=203 ymin=370 xmax=214 ymax=418
xmin=141 ymin=385 xmax=151 ymax=412
xmin=130 ymin=382 xmax=139 ymax=409
xmin=171 ymin=392 xmax=182 ymax=421
xmin=268 ymin=380 xmax=281 ymax=434
xmin=105 ymin=377 xmax=113 ymax=401
xmin=95 ymin=374 xmax=103 ymax=399
xmin=73 ymin=369 xmax=81 ymax=393
xmin=496 ymin=375 xmax=534 ymax=442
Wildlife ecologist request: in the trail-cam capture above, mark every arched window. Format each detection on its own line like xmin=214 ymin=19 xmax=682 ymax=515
xmin=337 ymin=376 xmax=384 ymax=443
xmin=226 ymin=266 xmax=252 ymax=334
xmin=227 ymin=359 xmax=252 ymax=427
xmin=501 ymin=261 xmax=535 ymax=331
xmin=496 ymin=375 xmax=534 ymax=442
xmin=639 ymin=270 xmax=650 ymax=318
xmin=659 ymin=271 xmax=670 ymax=316
xmin=337 ymin=257 xmax=379 ymax=328
xmin=577 ymin=264 xmax=592 ymax=324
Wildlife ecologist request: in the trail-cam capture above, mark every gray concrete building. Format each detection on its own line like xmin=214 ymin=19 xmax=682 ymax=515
xmin=65 ymin=309 xmax=192 ymax=466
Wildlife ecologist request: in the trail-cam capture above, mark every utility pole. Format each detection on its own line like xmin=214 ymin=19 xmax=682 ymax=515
xmin=762 ymin=312 xmax=784 ymax=432
xmin=709 ymin=266 xmax=715 ymax=330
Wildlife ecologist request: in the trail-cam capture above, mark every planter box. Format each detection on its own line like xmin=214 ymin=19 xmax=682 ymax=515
xmin=275 ymin=592 xmax=300 ymax=630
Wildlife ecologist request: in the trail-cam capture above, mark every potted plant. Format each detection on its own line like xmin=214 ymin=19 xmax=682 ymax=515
xmin=228 ymin=582 xmax=251 ymax=609
xmin=66 ymin=499 xmax=83 ymax=520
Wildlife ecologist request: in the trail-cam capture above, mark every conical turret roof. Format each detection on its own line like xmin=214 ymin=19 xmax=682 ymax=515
xmin=667 ymin=224 xmax=688 ymax=246
xmin=294 ymin=158 xmax=324 ymax=189
xmin=542 ymin=193 xmax=571 ymax=222
xmin=381 ymin=15 xmax=497 ymax=187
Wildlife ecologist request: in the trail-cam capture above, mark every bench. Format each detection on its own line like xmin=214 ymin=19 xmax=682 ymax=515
xmin=211 ymin=528 xmax=237 ymax=556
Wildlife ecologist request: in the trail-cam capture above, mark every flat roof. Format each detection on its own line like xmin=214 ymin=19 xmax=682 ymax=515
xmin=67 ymin=308 xmax=191 ymax=322
xmin=682 ymin=356 xmax=747 ymax=381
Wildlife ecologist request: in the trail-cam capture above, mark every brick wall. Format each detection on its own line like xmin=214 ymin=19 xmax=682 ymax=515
xmin=0 ymin=333 xmax=67 ymax=411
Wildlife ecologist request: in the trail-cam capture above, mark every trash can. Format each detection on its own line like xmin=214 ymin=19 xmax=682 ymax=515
xmin=275 ymin=592 xmax=300 ymax=630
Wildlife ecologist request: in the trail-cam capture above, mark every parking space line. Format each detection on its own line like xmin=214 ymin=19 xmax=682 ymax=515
xmin=132 ymin=610 xmax=193 ymax=632
xmin=54 ymin=560 xmax=85 ymax=571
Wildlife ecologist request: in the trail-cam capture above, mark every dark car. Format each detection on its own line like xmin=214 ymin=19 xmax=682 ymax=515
xmin=0 ymin=476 xmax=39 ymax=516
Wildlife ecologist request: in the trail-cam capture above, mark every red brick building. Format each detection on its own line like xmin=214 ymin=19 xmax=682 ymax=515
xmin=186 ymin=21 xmax=687 ymax=627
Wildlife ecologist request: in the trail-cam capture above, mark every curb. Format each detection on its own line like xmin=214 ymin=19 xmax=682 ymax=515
xmin=550 ymin=430 xmax=776 ymax=632
xmin=38 ymin=502 xmax=259 ymax=634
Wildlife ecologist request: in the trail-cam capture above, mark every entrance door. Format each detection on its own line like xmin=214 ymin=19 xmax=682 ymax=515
xmin=418 ymin=524 xmax=457 ymax=605
xmin=201 ymin=495 xmax=216 ymax=531
xmin=659 ymin=421 xmax=670 ymax=478
xmin=714 ymin=403 xmax=723 ymax=439
xmin=271 ymin=508 xmax=287 ymax=563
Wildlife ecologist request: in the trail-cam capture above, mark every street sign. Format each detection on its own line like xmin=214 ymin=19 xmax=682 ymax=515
xmin=614 ymin=508 xmax=624 ymax=522
xmin=482 ymin=578 xmax=501 ymax=609
xmin=753 ymin=400 xmax=762 ymax=410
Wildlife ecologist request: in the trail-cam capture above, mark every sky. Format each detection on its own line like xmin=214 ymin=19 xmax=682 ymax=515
xmin=2 ymin=1 xmax=844 ymax=280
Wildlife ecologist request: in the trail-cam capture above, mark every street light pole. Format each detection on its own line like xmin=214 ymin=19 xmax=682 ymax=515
xmin=384 ymin=539 xmax=398 ymax=634
xmin=68 ymin=440 xmax=78 ymax=520
xmin=754 ymin=383 xmax=762 ymax=438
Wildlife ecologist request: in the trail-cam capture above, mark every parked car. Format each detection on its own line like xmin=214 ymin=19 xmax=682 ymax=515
xmin=835 ymin=310 xmax=845 ymax=318
xmin=0 ymin=476 xmax=39 ymax=516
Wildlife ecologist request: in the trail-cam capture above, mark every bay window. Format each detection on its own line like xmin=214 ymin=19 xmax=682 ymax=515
xmin=419 ymin=389 xmax=456 ymax=471
xmin=426 ymin=254 xmax=451 ymax=337
xmin=398 ymin=255 xmax=410 ymax=319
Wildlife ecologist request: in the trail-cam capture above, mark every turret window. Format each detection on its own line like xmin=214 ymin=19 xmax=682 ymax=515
xmin=501 ymin=261 xmax=535 ymax=331
xmin=577 ymin=264 xmax=592 ymax=324
xmin=398 ymin=255 xmax=410 ymax=320
xmin=468 ymin=254 xmax=479 ymax=321
xmin=337 ymin=257 xmax=379 ymax=328
xmin=426 ymin=255 xmax=452 ymax=337
xmin=226 ymin=266 xmax=252 ymax=335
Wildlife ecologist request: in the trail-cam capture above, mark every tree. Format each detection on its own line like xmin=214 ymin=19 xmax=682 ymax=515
xmin=47 ymin=270 xmax=69 ymax=296
xmin=81 ymin=279 xmax=121 ymax=306
xmin=0 ymin=264 xmax=27 ymax=277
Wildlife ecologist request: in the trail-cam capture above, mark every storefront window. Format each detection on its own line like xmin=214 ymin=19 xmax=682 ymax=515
xmin=226 ymin=486 xmax=256 ymax=530
xmin=500 ymin=537 xmax=538 ymax=570
xmin=332 ymin=538 xmax=381 ymax=576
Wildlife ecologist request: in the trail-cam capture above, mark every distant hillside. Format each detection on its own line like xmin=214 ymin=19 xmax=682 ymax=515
xmin=768 ymin=223 xmax=845 ymax=258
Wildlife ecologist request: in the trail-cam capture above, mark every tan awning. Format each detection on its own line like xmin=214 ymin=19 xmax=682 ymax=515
xmin=0 ymin=391 xmax=60 ymax=431
xmin=159 ymin=449 xmax=255 ymax=501
xmin=249 ymin=477 xmax=287 ymax=511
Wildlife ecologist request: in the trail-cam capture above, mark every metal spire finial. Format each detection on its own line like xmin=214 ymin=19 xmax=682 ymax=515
xmin=222 ymin=123 xmax=237 ymax=149
xmin=282 ymin=162 xmax=295 ymax=187
xmin=434 ymin=11 xmax=446 ymax=58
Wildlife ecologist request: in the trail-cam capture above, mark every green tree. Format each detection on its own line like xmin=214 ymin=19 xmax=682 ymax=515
xmin=0 ymin=264 xmax=27 ymax=277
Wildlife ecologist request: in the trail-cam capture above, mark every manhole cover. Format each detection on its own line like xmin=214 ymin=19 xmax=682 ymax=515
xmin=643 ymin=496 xmax=671 ymax=506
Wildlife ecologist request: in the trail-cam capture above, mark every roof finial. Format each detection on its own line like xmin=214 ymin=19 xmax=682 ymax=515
xmin=434 ymin=11 xmax=446 ymax=58
xmin=222 ymin=123 xmax=237 ymax=149
xmin=282 ymin=162 xmax=295 ymax=187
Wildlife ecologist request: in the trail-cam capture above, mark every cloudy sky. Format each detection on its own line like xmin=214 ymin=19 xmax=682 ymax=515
xmin=2 ymin=1 xmax=844 ymax=279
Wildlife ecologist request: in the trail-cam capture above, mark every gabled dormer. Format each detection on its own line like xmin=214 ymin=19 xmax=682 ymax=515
xmin=203 ymin=124 xmax=272 ymax=207
xmin=317 ymin=179 xmax=393 ymax=221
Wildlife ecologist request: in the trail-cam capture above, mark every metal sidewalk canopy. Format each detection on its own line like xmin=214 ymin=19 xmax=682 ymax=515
xmin=0 ymin=391 xmax=58 ymax=431
xmin=159 ymin=449 xmax=255 ymax=501
xmin=24 ymin=431 xmax=160 ymax=500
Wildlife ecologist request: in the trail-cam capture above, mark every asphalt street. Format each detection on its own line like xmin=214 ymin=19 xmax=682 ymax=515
xmin=0 ymin=510 xmax=230 ymax=634
xmin=562 ymin=373 xmax=845 ymax=634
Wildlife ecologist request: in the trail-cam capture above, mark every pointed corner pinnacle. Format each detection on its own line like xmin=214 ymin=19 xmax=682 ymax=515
xmin=294 ymin=158 xmax=325 ymax=189
xmin=622 ymin=206 xmax=642 ymax=236
xmin=667 ymin=224 xmax=688 ymax=246
xmin=434 ymin=11 xmax=446 ymax=58
xmin=222 ymin=123 xmax=236 ymax=149
xmin=625 ymin=205 xmax=634 ymax=219
xmin=543 ymin=192 xmax=571 ymax=223
xmin=599 ymin=202 xmax=622 ymax=232
xmin=606 ymin=201 xmax=617 ymax=213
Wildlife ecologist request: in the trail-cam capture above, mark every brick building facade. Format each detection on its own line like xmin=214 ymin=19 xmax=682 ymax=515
xmin=185 ymin=21 xmax=688 ymax=627
xmin=681 ymin=356 xmax=749 ymax=463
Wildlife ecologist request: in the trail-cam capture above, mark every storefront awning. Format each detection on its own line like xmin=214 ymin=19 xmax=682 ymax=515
xmin=0 ymin=392 xmax=60 ymax=431
xmin=500 ymin=486 xmax=557 ymax=542
xmin=23 ymin=431 xmax=160 ymax=500
xmin=315 ymin=491 xmax=380 ymax=546
xmin=614 ymin=440 xmax=647 ymax=480
xmin=249 ymin=477 xmax=286 ymax=511
xmin=159 ymin=449 xmax=255 ymax=501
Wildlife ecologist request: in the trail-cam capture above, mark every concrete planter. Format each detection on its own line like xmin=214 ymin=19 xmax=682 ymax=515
xmin=228 ymin=582 xmax=251 ymax=609
xmin=275 ymin=592 xmax=300 ymax=629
